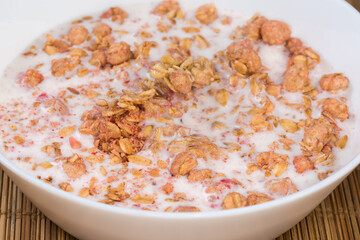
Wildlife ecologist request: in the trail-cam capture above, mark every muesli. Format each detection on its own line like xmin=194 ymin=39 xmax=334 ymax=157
xmin=0 ymin=1 xmax=354 ymax=212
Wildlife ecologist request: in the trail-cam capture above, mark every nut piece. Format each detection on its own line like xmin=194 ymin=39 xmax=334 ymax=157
xmin=261 ymin=20 xmax=291 ymax=45
xmin=62 ymin=154 xmax=87 ymax=178
xmin=319 ymin=73 xmax=349 ymax=91
xmin=293 ymin=155 xmax=314 ymax=174
xmin=89 ymin=50 xmax=107 ymax=68
xmin=222 ymin=192 xmax=247 ymax=209
xmin=107 ymin=42 xmax=132 ymax=65
xmin=68 ymin=25 xmax=89 ymax=45
xmin=173 ymin=206 xmax=200 ymax=212
xmin=322 ymin=98 xmax=349 ymax=121
xmin=92 ymin=23 xmax=112 ymax=37
xmin=195 ymin=3 xmax=218 ymax=25
xmin=169 ymin=70 xmax=193 ymax=94
xmin=24 ymin=69 xmax=44 ymax=87
xmin=282 ymin=55 xmax=309 ymax=92
xmin=170 ymin=152 xmax=198 ymax=176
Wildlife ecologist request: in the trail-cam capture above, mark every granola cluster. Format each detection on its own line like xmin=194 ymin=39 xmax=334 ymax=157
xmin=0 ymin=1 xmax=352 ymax=212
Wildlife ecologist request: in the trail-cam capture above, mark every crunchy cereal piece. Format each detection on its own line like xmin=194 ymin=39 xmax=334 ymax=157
xmin=335 ymin=135 xmax=348 ymax=149
xmin=169 ymin=69 xmax=193 ymax=94
xmin=59 ymin=182 xmax=74 ymax=192
xmin=286 ymin=37 xmax=304 ymax=54
xmin=301 ymin=118 xmax=334 ymax=152
xmin=173 ymin=206 xmax=200 ymax=212
xmin=187 ymin=169 xmax=212 ymax=182
xmin=92 ymin=23 xmax=112 ymax=37
xmin=161 ymin=183 xmax=174 ymax=194
xmin=68 ymin=25 xmax=88 ymax=45
xmin=106 ymin=42 xmax=133 ymax=65
xmin=242 ymin=14 xmax=268 ymax=40
xmin=261 ymin=20 xmax=291 ymax=45
xmin=61 ymin=154 xmax=87 ymax=178
xmin=222 ymin=192 xmax=247 ymax=209
xmin=127 ymin=155 xmax=152 ymax=166
xmin=265 ymin=84 xmax=281 ymax=97
xmin=227 ymin=40 xmax=261 ymax=75
xmin=101 ymin=7 xmax=128 ymax=24
xmin=170 ymin=152 xmax=198 ymax=176
xmin=166 ymin=44 xmax=191 ymax=66
xmin=319 ymin=73 xmax=349 ymax=91
xmin=191 ymin=57 xmax=215 ymax=87
xmin=282 ymin=55 xmax=309 ymax=92
xmin=322 ymin=98 xmax=349 ymax=122
xmin=247 ymin=192 xmax=273 ymax=205
xmin=130 ymin=195 xmax=155 ymax=204
xmin=256 ymin=151 xmax=288 ymax=176
xmin=195 ymin=3 xmax=218 ymax=25
xmin=293 ymin=155 xmax=314 ymax=174
xmin=205 ymin=182 xmax=227 ymax=193
xmin=265 ymin=178 xmax=298 ymax=196
xmin=67 ymin=48 xmax=88 ymax=58
xmin=23 ymin=69 xmax=44 ymax=87
xmin=151 ymin=0 xmax=180 ymax=16
xmin=107 ymin=186 xmax=130 ymax=201
xmin=42 ymin=35 xmax=70 ymax=55
xmin=215 ymin=89 xmax=229 ymax=106
xmin=58 ymin=125 xmax=76 ymax=137
xmin=51 ymin=57 xmax=81 ymax=77
xmin=89 ymin=50 xmax=107 ymax=68
xmin=279 ymin=119 xmax=298 ymax=133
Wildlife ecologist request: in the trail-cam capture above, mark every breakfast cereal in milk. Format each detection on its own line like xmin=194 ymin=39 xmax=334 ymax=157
xmin=0 ymin=0 xmax=354 ymax=212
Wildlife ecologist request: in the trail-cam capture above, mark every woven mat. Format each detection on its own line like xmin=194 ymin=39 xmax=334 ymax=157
xmin=1 ymin=166 xmax=359 ymax=240
xmin=1 ymin=1 xmax=359 ymax=239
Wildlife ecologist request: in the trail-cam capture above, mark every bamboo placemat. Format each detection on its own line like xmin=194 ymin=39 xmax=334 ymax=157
xmin=1 ymin=1 xmax=360 ymax=239
xmin=0 ymin=166 xmax=359 ymax=240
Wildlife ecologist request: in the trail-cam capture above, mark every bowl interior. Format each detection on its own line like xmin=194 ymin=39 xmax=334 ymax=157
xmin=0 ymin=0 xmax=359 ymax=218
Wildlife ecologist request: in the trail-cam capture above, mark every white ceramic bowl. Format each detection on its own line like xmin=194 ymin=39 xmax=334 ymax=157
xmin=0 ymin=0 xmax=360 ymax=239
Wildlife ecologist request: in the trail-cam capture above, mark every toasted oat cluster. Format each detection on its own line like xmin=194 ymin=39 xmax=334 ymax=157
xmin=0 ymin=1 xmax=353 ymax=212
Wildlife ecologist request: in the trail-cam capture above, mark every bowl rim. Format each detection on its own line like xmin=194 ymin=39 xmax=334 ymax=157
xmin=0 ymin=0 xmax=359 ymax=220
